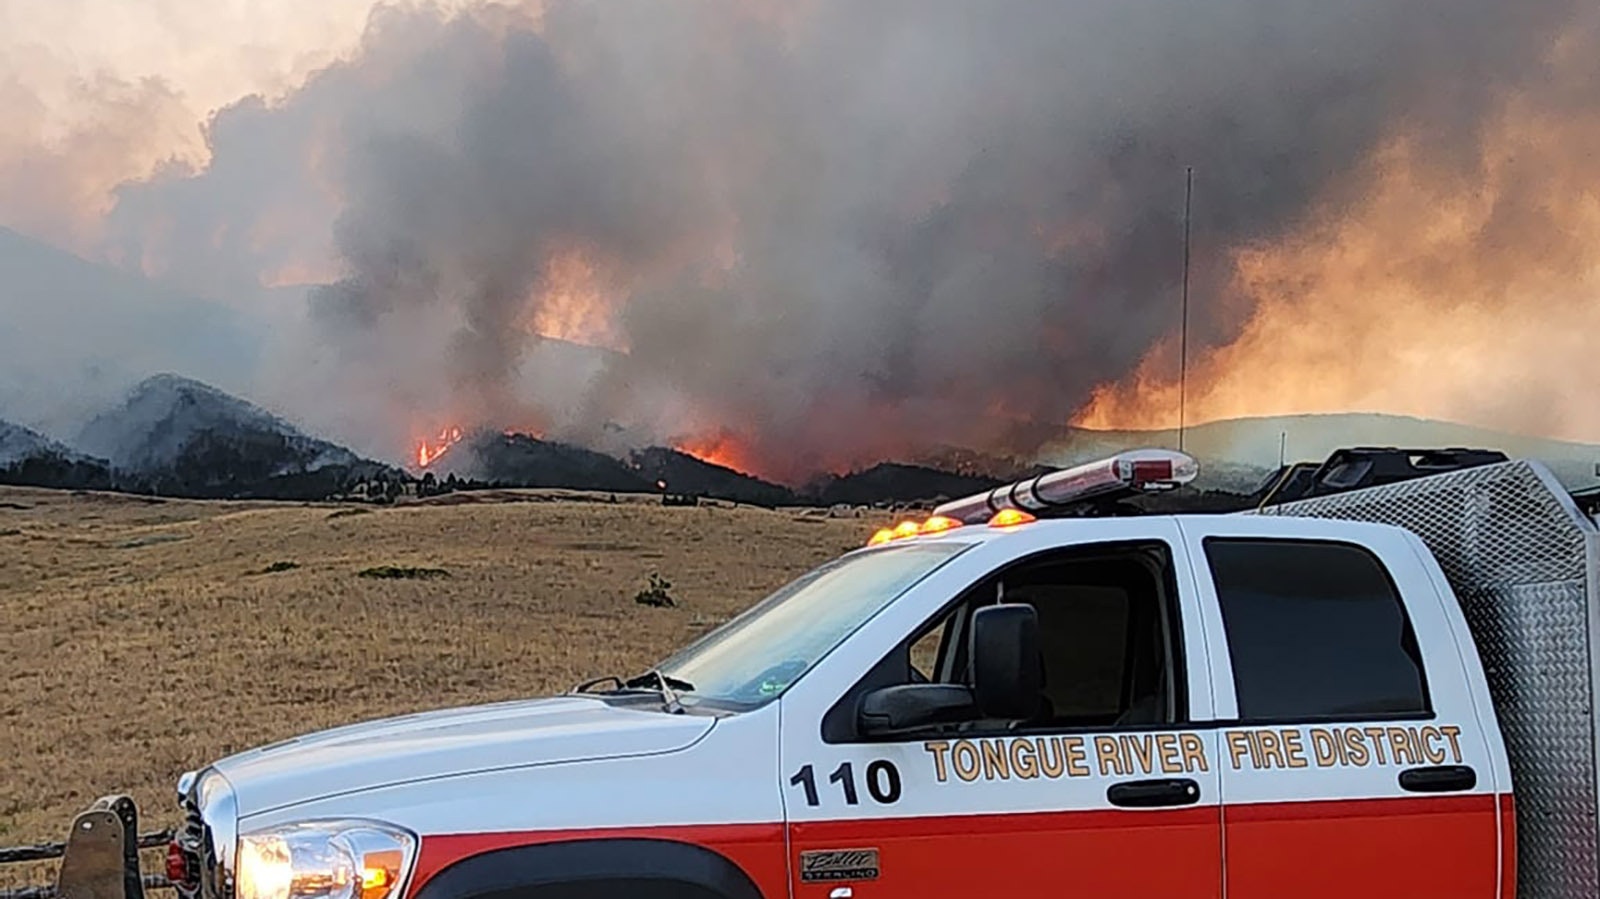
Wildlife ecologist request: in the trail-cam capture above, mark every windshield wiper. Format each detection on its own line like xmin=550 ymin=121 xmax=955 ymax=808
xmin=624 ymin=669 xmax=696 ymax=713
xmin=570 ymin=675 xmax=626 ymax=694
xmin=570 ymin=670 xmax=695 ymax=714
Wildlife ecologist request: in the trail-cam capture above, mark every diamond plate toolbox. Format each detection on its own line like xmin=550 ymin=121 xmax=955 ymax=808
xmin=1256 ymin=460 xmax=1600 ymax=899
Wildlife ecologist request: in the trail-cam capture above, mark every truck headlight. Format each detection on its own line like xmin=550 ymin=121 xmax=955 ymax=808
xmin=236 ymin=822 xmax=415 ymax=899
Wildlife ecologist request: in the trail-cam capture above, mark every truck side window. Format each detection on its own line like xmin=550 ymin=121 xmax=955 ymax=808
xmin=1204 ymin=538 xmax=1430 ymax=722
xmin=908 ymin=612 xmax=955 ymax=683
xmin=823 ymin=542 xmax=1184 ymax=742
xmin=918 ymin=544 xmax=1181 ymax=730
xmin=997 ymin=552 xmax=1176 ymax=729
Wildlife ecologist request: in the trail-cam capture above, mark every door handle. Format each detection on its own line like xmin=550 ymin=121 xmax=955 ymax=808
xmin=1107 ymin=778 xmax=1201 ymax=808
xmin=1398 ymin=765 xmax=1477 ymax=793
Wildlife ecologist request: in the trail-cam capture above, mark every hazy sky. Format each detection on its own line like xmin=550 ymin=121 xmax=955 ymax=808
xmin=1 ymin=0 xmax=1597 ymax=478
xmin=2 ymin=1 xmax=374 ymax=236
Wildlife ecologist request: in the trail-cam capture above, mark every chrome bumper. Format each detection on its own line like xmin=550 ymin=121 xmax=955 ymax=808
xmin=173 ymin=772 xmax=236 ymax=899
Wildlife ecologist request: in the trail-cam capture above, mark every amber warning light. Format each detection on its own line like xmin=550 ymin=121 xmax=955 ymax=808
xmin=987 ymin=508 xmax=1036 ymax=528
xmin=862 ymin=450 xmax=1198 ymax=547
xmin=930 ymin=448 xmax=1199 ymax=526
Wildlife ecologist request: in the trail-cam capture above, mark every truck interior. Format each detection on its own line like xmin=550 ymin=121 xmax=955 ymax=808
xmin=908 ymin=542 xmax=1184 ymax=732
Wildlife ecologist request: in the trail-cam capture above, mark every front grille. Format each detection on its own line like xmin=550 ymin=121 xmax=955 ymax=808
xmin=180 ymin=773 xmax=237 ymax=899
xmin=170 ymin=802 xmax=206 ymax=899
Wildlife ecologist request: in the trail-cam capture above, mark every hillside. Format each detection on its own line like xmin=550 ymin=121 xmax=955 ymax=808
xmin=74 ymin=374 xmax=397 ymax=499
xmin=460 ymin=431 xmax=654 ymax=492
xmin=0 ymin=418 xmax=113 ymax=489
xmin=804 ymin=462 xmax=1004 ymax=507
xmin=626 ymin=446 xmax=796 ymax=506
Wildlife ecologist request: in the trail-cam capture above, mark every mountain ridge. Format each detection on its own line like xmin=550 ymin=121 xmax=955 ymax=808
xmin=0 ymin=417 xmax=114 ymax=490
xmin=69 ymin=373 xmax=398 ymax=499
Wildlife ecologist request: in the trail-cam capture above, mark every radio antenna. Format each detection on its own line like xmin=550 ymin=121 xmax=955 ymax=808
xmin=1178 ymin=167 xmax=1193 ymax=453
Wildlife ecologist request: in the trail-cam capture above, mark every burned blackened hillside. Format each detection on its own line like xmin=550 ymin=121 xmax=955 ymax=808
xmin=0 ymin=419 xmax=114 ymax=490
xmin=460 ymin=432 xmax=654 ymax=492
xmin=627 ymin=447 xmax=796 ymax=507
xmin=909 ymin=447 xmax=1057 ymax=483
xmin=804 ymin=463 xmax=1010 ymax=507
xmin=74 ymin=374 xmax=397 ymax=499
xmin=464 ymin=434 xmax=1018 ymax=507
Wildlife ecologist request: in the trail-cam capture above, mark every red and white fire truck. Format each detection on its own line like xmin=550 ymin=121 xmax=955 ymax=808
xmin=31 ymin=448 xmax=1600 ymax=899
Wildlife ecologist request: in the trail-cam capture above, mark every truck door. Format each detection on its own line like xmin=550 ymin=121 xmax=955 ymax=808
xmin=778 ymin=525 xmax=1223 ymax=899
xmin=1181 ymin=519 xmax=1501 ymax=898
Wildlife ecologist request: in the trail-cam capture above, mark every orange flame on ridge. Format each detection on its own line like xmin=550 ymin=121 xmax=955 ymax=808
xmin=416 ymin=426 xmax=464 ymax=469
xmin=675 ymin=431 xmax=756 ymax=475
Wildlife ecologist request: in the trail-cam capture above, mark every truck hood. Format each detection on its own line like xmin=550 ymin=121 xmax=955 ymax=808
xmin=212 ymin=696 xmax=714 ymax=817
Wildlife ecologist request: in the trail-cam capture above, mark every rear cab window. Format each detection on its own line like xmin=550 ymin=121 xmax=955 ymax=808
xmin=1204 ymin=538 xmax=1430 ymax=722
xmin=1194 ymin=506 xmax=1500 ymax=894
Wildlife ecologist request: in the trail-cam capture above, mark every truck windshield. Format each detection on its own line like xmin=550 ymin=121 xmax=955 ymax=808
xmin=653 ymin=541 xmax=971 ymax=710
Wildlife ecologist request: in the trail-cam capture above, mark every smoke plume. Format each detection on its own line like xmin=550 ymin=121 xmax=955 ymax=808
xmin=13 ymin=0 xmax=1600 ymax=480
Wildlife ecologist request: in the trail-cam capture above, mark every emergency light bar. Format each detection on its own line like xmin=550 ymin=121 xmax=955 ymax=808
xmin=931 ymin=448 xmax=1199 ymax=525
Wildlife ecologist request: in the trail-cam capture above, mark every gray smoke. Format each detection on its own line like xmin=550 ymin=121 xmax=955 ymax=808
xmin=98 ymin=0 xmax=1595 ymax=479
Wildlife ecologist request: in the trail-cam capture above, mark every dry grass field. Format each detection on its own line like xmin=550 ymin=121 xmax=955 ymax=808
xmin=0 ymin=484 xmax=893 ymax=858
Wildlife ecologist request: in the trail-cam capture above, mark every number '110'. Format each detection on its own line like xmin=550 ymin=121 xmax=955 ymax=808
xmin=789 ymin=761 xmax=901 ymax=807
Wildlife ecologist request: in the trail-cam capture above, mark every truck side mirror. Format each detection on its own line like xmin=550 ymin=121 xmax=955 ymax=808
xmin=970 ymin=603 xmax=1043 ymax=720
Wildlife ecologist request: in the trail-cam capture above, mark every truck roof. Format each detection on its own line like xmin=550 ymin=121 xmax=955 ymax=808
xmin=921 ymin=445 xmax=1539 ymax=528
xmin=859 ymin=510 xmax=1414 ymax=553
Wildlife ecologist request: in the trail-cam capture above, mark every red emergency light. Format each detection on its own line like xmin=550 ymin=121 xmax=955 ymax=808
xmin=931 ymin=448 xmax=1199 ymax=525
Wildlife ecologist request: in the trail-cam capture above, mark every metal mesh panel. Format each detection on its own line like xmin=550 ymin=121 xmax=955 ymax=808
xmin=1256 ymin=460 xmax=1599 ymax=899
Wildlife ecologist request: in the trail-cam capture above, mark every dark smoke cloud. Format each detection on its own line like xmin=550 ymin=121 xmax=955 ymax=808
xmin=100 ymin=0 xmax=1595 ymax=479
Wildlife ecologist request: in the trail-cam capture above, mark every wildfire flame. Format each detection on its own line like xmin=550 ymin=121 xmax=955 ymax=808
xmin=416 ymin=426 xmax=464 ymax=468
xmin=675 ymin=431 xmax=755 ymax=475
xmin=524 ymin=245 xmax=628 ymax=351
xmin=1075 ymin=81 xmax=1600 ymax=442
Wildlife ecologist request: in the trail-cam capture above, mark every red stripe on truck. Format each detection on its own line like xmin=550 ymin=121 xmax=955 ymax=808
xmin=1226 ymin=793 xmax=1499 ymax=898
xmin=792 ymin=805 xmax=1221 ymax=898
xmin=407 ymin=822 xmax=788 ymax=899
xmin=1501 ymin=793 xmax=1517 ymax=899
xmin=791 ymin=803 xmax=1217 ymax=838
xmin=1226 ymin=792 xmax=1496 ymax=821
xmin=406 ymin=793 xmax=1501 ymax=899
xmin=407 ymin=810 xmax=1221 ymax=899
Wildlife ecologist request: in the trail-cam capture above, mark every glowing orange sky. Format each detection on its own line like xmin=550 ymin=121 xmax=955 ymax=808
xmin=0 ymin=0 xmax=480 ymax=247
xmin=5 ymin=1 xmax=1599 ymax=455
xmin=1076 ymin=83 xmax=1600 ymax=445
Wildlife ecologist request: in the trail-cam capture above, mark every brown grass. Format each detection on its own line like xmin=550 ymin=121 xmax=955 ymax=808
xmin=0 ymin=485 xmax=892 ymax=857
